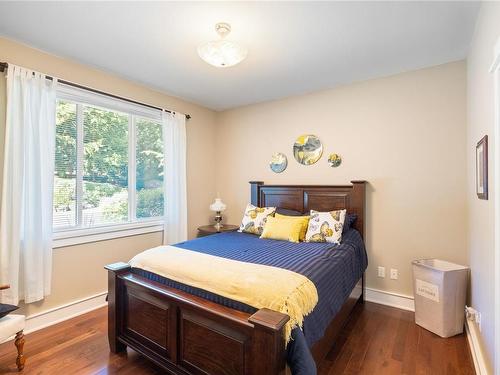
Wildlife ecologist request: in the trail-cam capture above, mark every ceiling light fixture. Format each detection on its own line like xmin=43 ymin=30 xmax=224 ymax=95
xmin=197 ymin=23 xmax=248 ymax=68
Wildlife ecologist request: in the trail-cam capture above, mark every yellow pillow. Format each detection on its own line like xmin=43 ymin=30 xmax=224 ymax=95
xmin=275 ymin=213 xmax=310 ymax=242
xmin=260 ymin=216 xmax=305 ymax=243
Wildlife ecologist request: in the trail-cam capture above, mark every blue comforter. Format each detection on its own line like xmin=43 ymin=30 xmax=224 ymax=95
xmin=132 ymin=228 xmax=367 ymax=374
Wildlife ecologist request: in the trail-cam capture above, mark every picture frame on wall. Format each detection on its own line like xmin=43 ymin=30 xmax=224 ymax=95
xmin=476 ymin=135 xmax=488 ymax=200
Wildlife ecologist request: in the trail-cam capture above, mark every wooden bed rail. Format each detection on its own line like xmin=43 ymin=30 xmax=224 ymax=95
xmin=106 ymin=262 xmax=289 ymax=375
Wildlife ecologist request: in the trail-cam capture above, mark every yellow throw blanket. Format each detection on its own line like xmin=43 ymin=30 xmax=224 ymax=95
xmin=129 ymin=245 xmax=318 ymax=344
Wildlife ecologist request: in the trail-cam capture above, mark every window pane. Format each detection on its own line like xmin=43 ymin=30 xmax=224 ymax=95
xmin=136 ymin=118 xmax=164 ymax=219
xmin=53 ymin=101 xmax=77 ymax=229
xmin=83 ymin=105 xmax=129 ymax=226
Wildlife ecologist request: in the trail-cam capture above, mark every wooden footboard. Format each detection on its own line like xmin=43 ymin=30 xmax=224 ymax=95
xmin=106 ymin=262 xmax=364 ymax=375
xmin=106 ymin=262 xmax=290 ymax=375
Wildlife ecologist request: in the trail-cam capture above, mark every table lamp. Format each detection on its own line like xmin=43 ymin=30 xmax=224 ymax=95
xmin=209 ymin=197 xmax=227 ymax=232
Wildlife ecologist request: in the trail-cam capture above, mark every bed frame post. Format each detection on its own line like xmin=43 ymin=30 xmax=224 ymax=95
xmin=105 ymin=262 xmax=131 ymax=353
xmin=250 ymin=181 xmax=264 ymax=206
xmin=248 ymin=308 xmax=289 ymax=375
xmin=351 ymin=180 xmax=366 ymax=302
xmin=350 ymin=180 xmax=366 ymax=238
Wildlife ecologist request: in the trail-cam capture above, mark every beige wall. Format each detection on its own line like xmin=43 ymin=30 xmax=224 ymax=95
xmin=466 ymin=2 xmax=500 ymax=372
xmin=0 ymin=37 xmax=217 ymax=316
xmin=216 ymin=61 xmax=467 ymax=298
xmin=0 ymin=37 xmax=476 ymax=350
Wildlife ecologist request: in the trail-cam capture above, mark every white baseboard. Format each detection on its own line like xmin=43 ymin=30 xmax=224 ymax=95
xmin=1 ymin=291 xmax=107 ymax=344
xmin=365 ymin=287 xmax=415 ymax=311
xmin=24 ymin=291 xmax=108 ymax=335
xmin=465 ymin=318 xmax=490 ymax=375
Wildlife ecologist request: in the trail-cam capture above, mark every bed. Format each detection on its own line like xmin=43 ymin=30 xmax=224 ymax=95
xmin=105 ymin=181 xmax=367 ymax=375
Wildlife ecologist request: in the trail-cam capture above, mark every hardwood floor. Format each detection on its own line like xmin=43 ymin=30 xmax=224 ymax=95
xmin=317 ymin=302 xmax=475 ymax=375
xmin=0 ymin=302 xmax=475 ymax=375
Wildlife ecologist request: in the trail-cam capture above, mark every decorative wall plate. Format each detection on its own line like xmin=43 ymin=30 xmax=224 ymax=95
xmin=269 ymin=152 xmax=288 ymax=173
xmin=293 ymin=135 xmax=323 ymax=165
xmin=328 ymin=153 xmax=342 ymax=167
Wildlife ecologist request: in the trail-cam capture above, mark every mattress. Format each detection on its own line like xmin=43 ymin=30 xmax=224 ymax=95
xmin=131 ymin=228 xmax=367 ymax=375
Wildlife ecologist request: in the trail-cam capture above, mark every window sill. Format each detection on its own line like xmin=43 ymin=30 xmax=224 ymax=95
xmin=52 ymin=220 xmax=164 ymax=248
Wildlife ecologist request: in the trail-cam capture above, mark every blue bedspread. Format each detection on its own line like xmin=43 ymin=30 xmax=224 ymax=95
xmin=132 ymin=228 xmax=367 ymax=375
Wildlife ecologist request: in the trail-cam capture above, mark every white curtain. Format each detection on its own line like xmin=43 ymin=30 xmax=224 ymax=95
xmin=0 ymin=65 xmax=57 ymax=305
xmin=162 ymin=111 xmax=187 ymax=245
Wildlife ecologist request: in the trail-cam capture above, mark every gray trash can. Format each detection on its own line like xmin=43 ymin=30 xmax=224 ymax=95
xmin=412 ymin=259 xmax=469 ymax=338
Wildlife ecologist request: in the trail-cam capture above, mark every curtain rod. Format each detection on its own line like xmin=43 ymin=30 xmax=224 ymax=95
xmin=0 ymin=62 xmax=191 ymax=120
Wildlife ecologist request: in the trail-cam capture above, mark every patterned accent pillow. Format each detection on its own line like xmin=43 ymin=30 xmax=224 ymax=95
xmin=305 ymin=209 xmax=346 ymax=244
xmin=238 ymin=204 xmax=276 ymax=235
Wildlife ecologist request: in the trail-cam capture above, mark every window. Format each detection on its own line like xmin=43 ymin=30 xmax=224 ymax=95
xmin=53 ymin=85 xmax=164 ymax=237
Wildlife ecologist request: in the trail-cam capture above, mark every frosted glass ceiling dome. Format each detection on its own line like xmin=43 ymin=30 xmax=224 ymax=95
xmin=198 ymin=23 xmax=248 ymax=68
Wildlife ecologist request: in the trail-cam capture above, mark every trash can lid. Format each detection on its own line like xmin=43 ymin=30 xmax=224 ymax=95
xmin=412 ymin=259 xmax=469 ymax=271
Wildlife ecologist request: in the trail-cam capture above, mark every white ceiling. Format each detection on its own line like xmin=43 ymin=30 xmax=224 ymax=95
xmin=0 ymin=1 xmax=480 ymax=111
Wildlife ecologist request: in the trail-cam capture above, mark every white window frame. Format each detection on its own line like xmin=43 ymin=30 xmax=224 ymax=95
xmin=52 ymin=84 xmax=164 ymax=248
xmin=490 ymin=35 xmax=500 ymax=375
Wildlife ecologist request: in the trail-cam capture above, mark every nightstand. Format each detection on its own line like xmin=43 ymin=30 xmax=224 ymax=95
xmin=197 ymin=224 xmax=239 ymax=237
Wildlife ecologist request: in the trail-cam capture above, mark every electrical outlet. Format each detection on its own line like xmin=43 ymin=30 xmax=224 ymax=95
xmin=378 ymin=266 xmax=385 ymax=278
xmin=390 ymin=268 xmax=399 ymax=280
xmin=465 ymin=306 xmax=481 ymax=331
xmin=465 ymin=306 xmax=477 ymax=320
xmin=465 ymin=306 xmax=475 ymax=320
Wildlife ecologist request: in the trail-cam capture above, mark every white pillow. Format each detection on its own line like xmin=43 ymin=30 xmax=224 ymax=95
xmin=238 ymin=203 xmax=276 ymax=235
xmin=305 ymin=209 xmax=346 ymax=244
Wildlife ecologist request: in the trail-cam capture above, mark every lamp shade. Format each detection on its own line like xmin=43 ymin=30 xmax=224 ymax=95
xmin=210 ymin=198 xmax=227 ymax=212
xmin=197 ymin=40 xmax=247 ymax=68
xmin=198 ymin=22 xmax=247 ymax=68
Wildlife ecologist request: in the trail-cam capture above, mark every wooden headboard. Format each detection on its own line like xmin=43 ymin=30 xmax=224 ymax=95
xmin=250 ymin=181 xmax=366 ymax=238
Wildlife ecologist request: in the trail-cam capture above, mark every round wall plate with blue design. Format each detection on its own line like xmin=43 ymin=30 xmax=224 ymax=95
xmin=270 ymin=152 xmax=288 ymax=173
